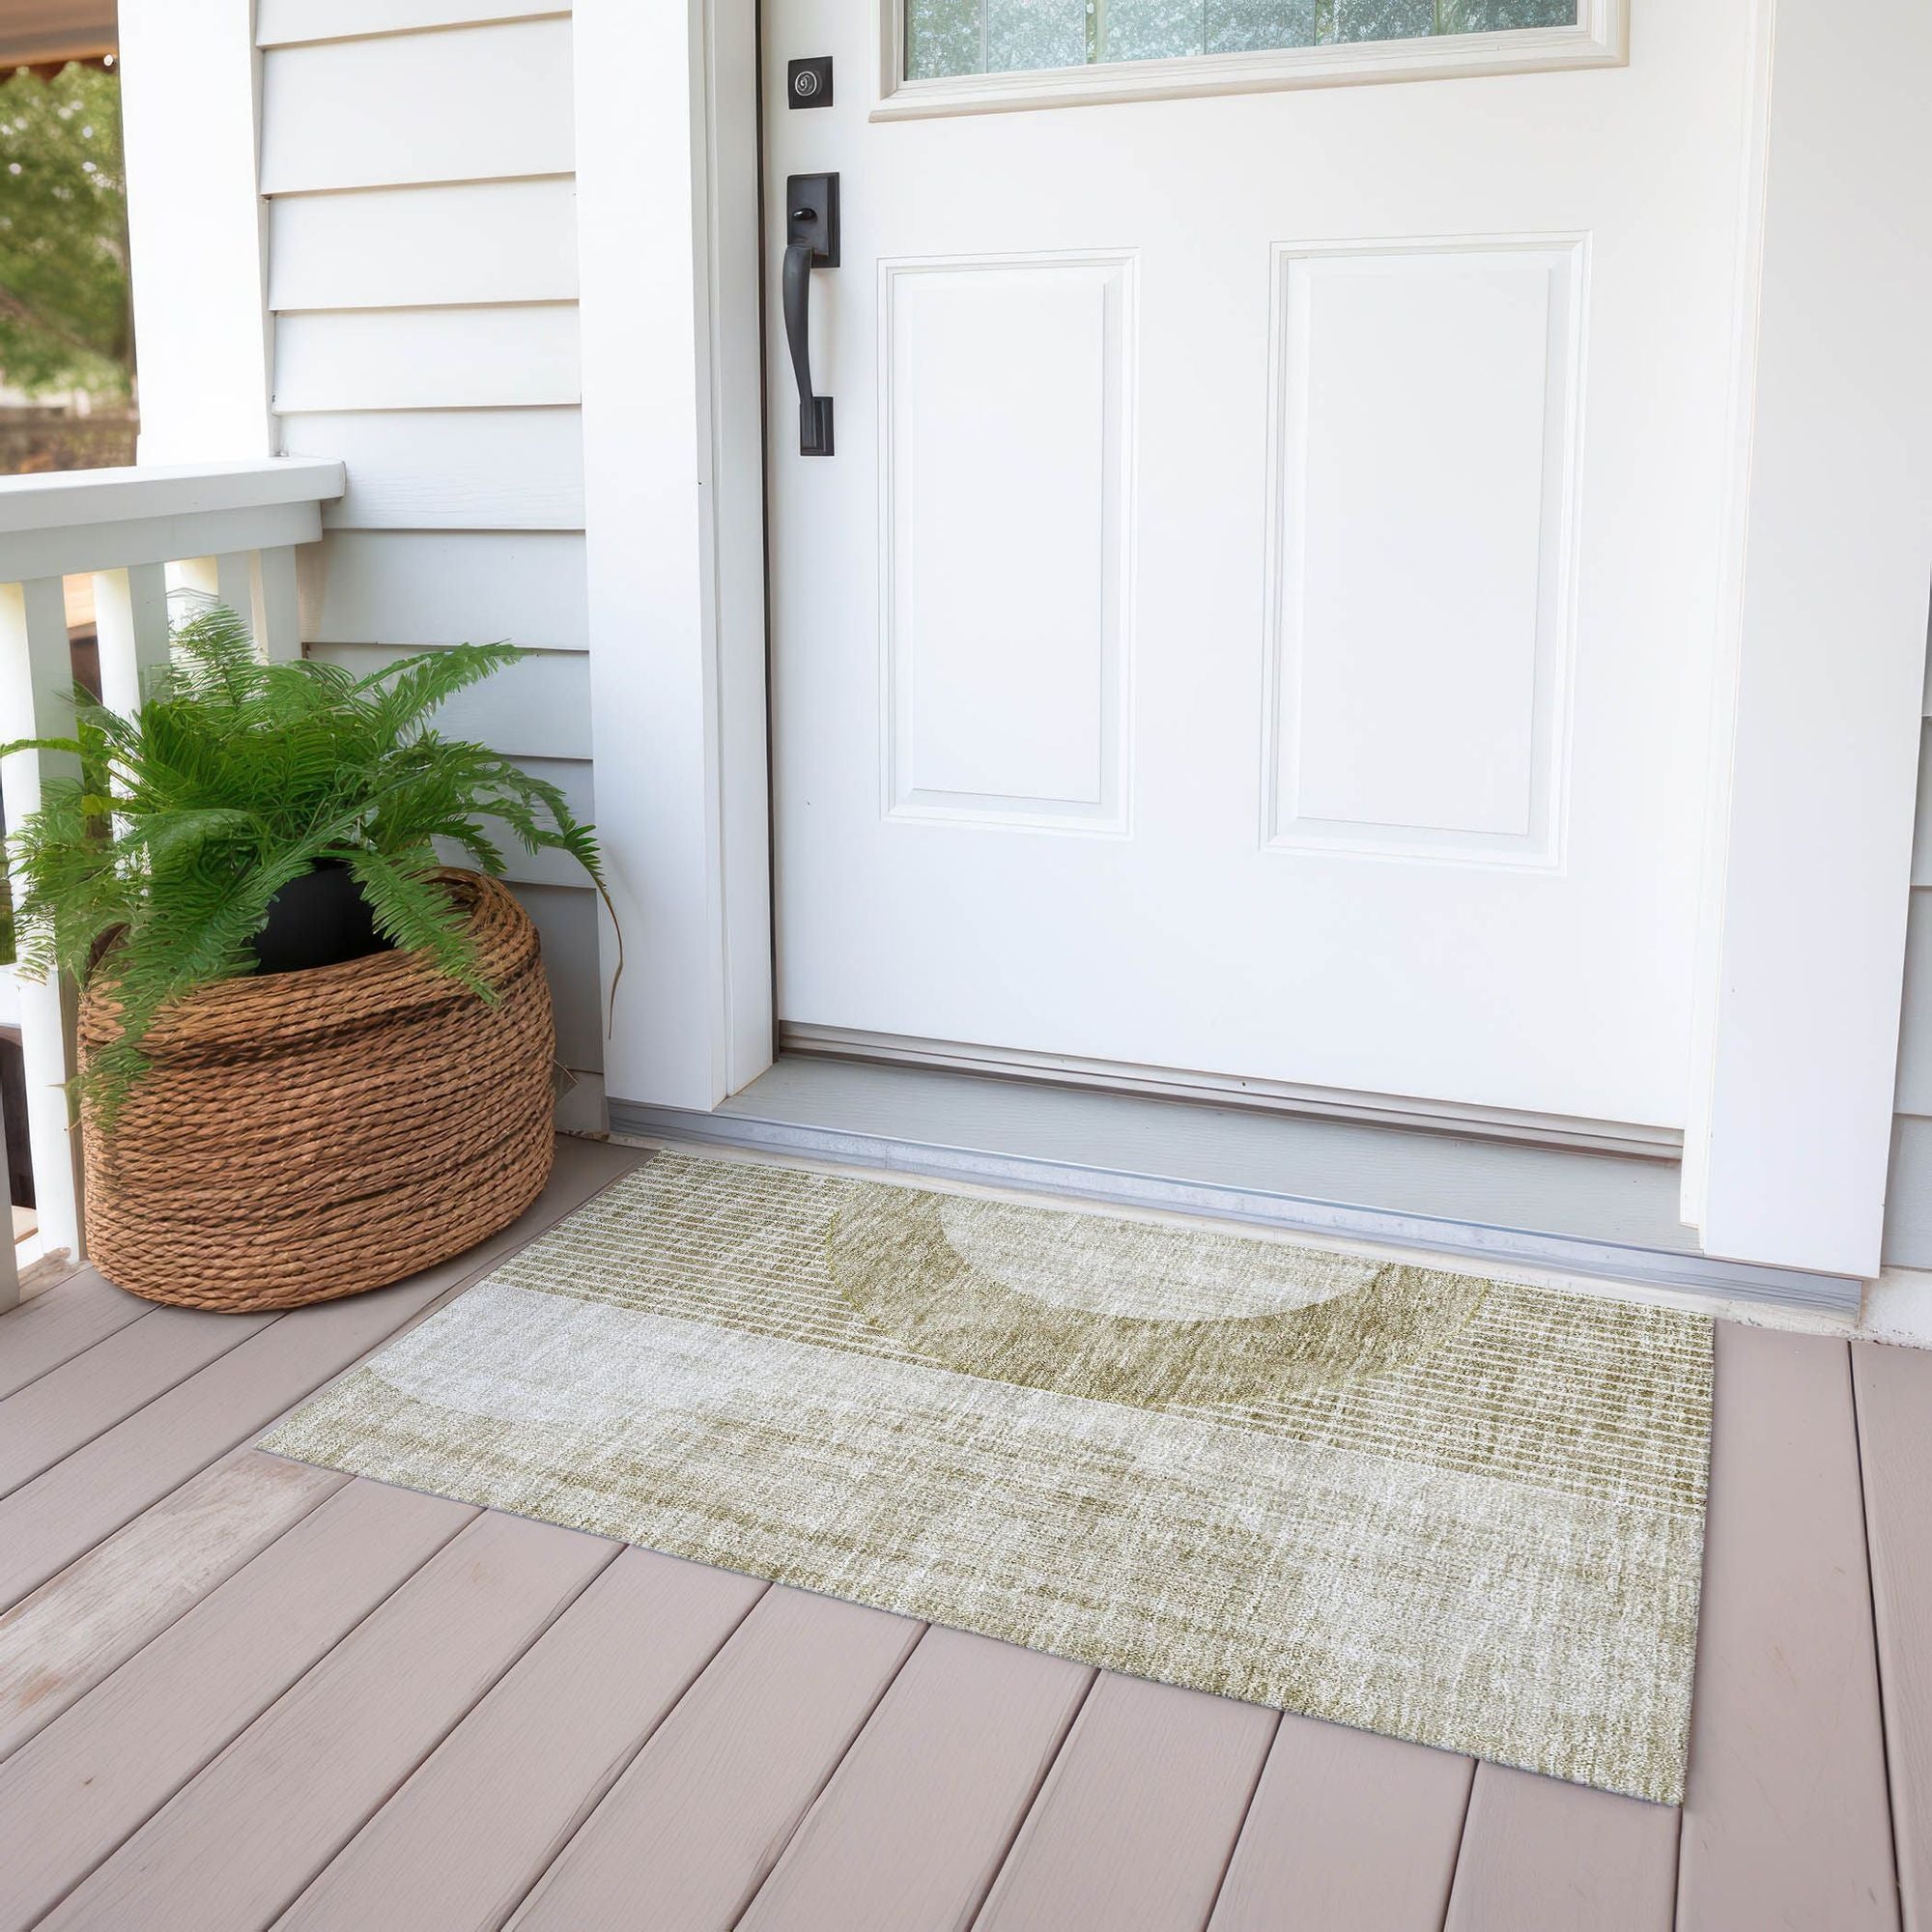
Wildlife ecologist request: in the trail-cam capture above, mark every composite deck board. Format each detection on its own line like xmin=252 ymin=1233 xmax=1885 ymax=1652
xmin=1207 ymin=1714 xmax=1473 ymax=1932
xmin=0 ymin=1283 xmax=456 ymax=1609
xmin=0 ymin=1269 xmax=150 ymax=1400
xmin=1854 ymin=1338 xmax=1932 ymax=1927
xmin=0 ymin=1481 xmax=471 ymax=1932
xmin=0 ymin=1302 xmax=276 ymax=1497
xmin=0 ymin=1450 xmax=347 ymax=1760
xmin=0 ymin=1135 xmax=639 ymax=1611
xmin=1443 ymin=1764 xmax=1679 ymax=1931
xmin=279 ymin=1547 xmax=766 ymax=1932
xmin=1675 ymin=1324 xmax=1899 ymax=1931
xmin=508 ymin=1586 xmax=924 ymax=1931
xmin=737 ymin=1624 xmax=1094 ymax=1932
xmin=971 ymin=1670 xmax=1279 ymax=1932
xmin=41 ymin=1511 xmax=617 ymax=1932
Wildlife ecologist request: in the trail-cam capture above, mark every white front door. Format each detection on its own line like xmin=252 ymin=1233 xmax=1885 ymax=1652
xmin=764 ymin=2 xmax=1756 ymax=1135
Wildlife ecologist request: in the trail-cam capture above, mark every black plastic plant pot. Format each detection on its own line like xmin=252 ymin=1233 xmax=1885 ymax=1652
xmin=250 ymin=861 xmax=393 ymax=976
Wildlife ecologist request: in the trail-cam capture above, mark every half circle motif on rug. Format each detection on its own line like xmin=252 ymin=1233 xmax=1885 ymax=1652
xmin=830 ymin=1187 xmax=1492 ymax=1408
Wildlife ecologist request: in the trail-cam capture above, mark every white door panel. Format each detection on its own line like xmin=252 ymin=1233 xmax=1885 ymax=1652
xmin=1266 ymin=238 xmax=1579 ymax=862
xmin=767 ymin=2 xmax=1752 ymax=1129
xmin=882 ymin=253 xmax=1133 ymax=829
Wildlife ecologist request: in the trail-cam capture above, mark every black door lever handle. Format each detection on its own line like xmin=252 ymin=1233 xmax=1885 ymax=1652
xmin=783 ymin=174 xmax=838 ymax=457
xmin=783 ymin=241 xmax=831 ymax=456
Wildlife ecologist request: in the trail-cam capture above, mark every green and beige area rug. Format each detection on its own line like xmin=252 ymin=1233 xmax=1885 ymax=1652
xmin=263 ymin=1151 xmax=1713 ymax=1804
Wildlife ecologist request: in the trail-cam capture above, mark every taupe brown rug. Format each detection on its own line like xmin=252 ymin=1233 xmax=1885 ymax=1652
xmin=263 ymin=1151 xmax=1712 ymax=1803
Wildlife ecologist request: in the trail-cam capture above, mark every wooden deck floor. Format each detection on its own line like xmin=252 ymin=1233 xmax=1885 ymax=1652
xmin=0 ymin=1136 xmax=1927 ymax=1931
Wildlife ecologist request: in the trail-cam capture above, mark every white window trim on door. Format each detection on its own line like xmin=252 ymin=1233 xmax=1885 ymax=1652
xmin=871 ymin=0 xmax=1627 ymax=122
xmin=578 ymin=0 xmax=1932 ymax=1279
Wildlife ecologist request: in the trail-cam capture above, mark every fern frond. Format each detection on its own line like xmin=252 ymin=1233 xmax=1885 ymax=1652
xmin=5 ymin=605 xmax=607 ymax=1119
xmin=342 ymin=847 xmax=486 ymax=993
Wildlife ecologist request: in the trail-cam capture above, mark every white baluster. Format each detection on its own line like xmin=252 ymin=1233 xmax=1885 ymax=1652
xmin=250 ymin=544 xmax=302 ymax=664
xmin=0 ymin=577 xmax=85 ymax=1262
xmin=174 ymin=554 xmax=249 ymax=637
xmin=91 ymin=562 xmax=172 ymax=718
xmin=0 ymin=1099 xmax=18 ymax=1312
xmin=178 ymin=550 xmax=301 ymax=663
xmin=213 ymin=551 xmax=256 ymax=633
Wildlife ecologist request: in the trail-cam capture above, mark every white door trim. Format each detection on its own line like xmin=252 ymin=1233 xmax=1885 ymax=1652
xmin=1682 ymin=0 xmax=1932 ymax=1276
xmin=587 ymin=0 xmax=1932 ymax=1277
xmin=574 ymin=0 xmax=774 ymax=1113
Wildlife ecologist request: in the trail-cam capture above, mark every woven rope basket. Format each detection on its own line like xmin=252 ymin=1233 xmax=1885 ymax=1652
xmin=79 ymin=870 xmax=557 ymax=1312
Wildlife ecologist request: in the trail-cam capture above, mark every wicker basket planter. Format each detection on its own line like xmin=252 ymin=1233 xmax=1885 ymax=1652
xmin=79 ymin=870 xmax=556 ymax=1312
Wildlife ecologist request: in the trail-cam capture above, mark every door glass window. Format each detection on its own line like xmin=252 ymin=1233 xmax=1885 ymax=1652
xmin=907 ymin=0 xmax=1577 ymax=81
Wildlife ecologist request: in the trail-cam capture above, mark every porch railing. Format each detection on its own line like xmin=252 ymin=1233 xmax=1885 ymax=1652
xmin=0 ymin=457 xmax=346 ymax=1301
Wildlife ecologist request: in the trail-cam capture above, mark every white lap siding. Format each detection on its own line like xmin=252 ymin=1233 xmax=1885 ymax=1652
xmin=1887 ymin=709 xmax=1932 ymax=1263
xmin=256 ymin=6 xmax=604 ymax=1129
xmin=1886 ymin=703 xmax=1932 ymax=1260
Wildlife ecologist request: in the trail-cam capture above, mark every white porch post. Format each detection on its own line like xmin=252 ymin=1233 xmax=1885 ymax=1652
xmin=117 ymin=0 xmax=272 ymax=466
xmin=1685 ymin=0 xmax=1932 ymax=1274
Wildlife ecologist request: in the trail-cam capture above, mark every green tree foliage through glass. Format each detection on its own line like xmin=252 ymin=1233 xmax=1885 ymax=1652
xmin=911 ymin=0 xmax=1574 ymax=78
xmin=0 ymin=64 xmax=132 ymax=398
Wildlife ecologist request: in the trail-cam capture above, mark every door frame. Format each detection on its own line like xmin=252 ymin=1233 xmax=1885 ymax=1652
xmin=1679 ymin=0 xmax=1932 ymax=1275
xmin=577 ymin=0 xmax=1932 ymax=1278
xmin=575 ymin=0 xmax=775 ymax=1114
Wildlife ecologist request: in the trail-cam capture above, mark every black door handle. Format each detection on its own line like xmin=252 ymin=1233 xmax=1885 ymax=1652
xmin=783 ymin=241 xmax=831 ymax=456
xmin=784 ymin=174 xmax=838 ymax=457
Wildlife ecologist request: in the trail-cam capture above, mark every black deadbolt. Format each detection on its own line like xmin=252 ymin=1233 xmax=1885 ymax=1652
xmin=787 ymin=57 xmax=833 ymax=107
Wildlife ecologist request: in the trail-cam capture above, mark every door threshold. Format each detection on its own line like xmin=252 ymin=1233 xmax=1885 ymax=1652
xmin=608 ymin=1058 xmax=1860 ymax=1315
xmin=781 ymin=1025 xmax=1684 ymax=1160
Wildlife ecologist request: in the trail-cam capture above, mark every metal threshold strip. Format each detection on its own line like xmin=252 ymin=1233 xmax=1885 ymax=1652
xmin=780 ymin=1024 xmax=1687 ymax=1161
xmin=608 ymin=1057 xmax=1861 ymax=1316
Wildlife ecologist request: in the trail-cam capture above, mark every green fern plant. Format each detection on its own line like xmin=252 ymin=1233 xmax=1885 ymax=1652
xmin=1 ymin=604 xmax=611 ymax=1122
